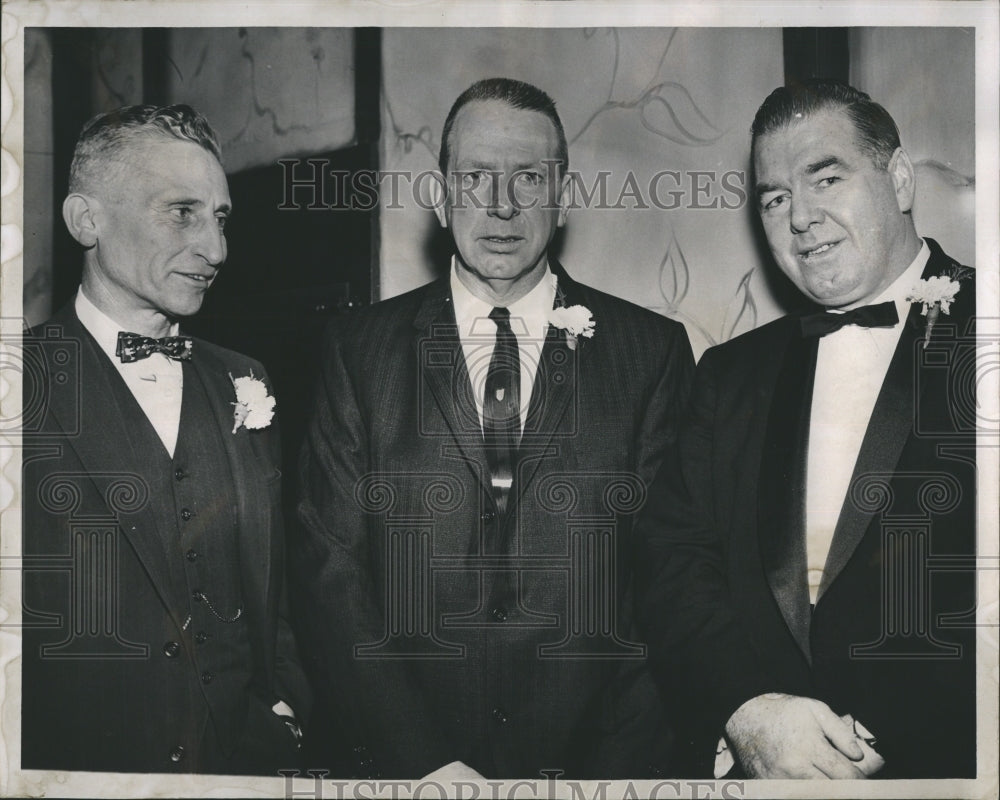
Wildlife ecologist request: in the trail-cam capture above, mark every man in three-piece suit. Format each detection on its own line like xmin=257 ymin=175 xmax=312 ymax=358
xmin=297 ymin=77 xmax=694 ymax=779
xmin=22 ymin=104 xmax=310 ymax=773
xmin=640 ymin=80 xmax=977 ymax=779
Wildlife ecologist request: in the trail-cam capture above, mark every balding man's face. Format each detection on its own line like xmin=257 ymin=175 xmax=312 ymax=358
xmin=86 ymin=138 xmax=231 ymax=324
xmin=435 ymin=100 xmax=569 ymax=298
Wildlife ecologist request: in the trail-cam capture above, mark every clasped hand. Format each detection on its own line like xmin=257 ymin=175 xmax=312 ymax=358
xmin=725 ymin=693 xmax=885 ymax=779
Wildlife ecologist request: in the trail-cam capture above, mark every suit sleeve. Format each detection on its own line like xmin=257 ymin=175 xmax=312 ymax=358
xmin=590 ymin=317 xmax=695 ymax=775
xmin=637 ymin=348 xmax=779 ymax=773
xmin=294 ymin=320 xmax=455 ymax=777
xmin=252 ymin=363 xmax=314 ymax=725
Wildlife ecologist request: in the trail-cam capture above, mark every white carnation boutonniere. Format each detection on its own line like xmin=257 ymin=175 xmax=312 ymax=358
xmin=230 ymin=372 xmax=276 ymax=433
xmin=548 ymin=274 xmax=595 ymax=351
xmin=905 ymin=266 xmax=972 ymax=348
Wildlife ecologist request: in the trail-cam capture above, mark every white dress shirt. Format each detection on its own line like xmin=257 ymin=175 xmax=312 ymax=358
xmin=75 ymin=289 xmax=184 ymax=457
xmin=805 ymin=241 xmax=930 ymax=604
xmin=450 ymin=259 xmax=556 ymax=434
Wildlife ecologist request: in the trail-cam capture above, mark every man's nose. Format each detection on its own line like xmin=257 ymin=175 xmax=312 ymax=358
xmin=195 ymin=219 xmax=226 ymax=266
xmin=486 ymin=174 xmax=520 ymax=220
xmin=790 ymin=193 xmax=823 ymax=234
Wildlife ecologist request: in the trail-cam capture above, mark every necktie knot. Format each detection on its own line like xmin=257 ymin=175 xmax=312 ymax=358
xmin=116 ymin=331 xmax=193 ymax=363
xmin=489 ymin=306 xmax=512 ymax=328
xmin=799 ymin=301 xmax=899 ymax=338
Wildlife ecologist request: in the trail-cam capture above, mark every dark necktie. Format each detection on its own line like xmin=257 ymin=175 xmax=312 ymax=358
xmin=483 ymin=307 xmax=520 ymax=516
xmin=116 ymin=331 xmax=193 ymax=363
xmin=799 ymin=300 xmax=899 ymax=338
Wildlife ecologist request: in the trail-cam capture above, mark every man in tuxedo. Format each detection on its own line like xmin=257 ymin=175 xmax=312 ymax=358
xmin=641 ymin=80 xmax=977 ymax=779
xmin=296 ymin=77 xmax=694 ymax=779
xmin=21 ymin=104 xmax=310 ymax=773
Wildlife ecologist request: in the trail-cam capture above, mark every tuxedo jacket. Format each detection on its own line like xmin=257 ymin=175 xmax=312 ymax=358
xmin=21 ymin=302 xmax=311 ymax=773
xmin=640 ymin=239 xmax=977 ymax=778
xmin=295 ymin=262 xmax=694 ymax=778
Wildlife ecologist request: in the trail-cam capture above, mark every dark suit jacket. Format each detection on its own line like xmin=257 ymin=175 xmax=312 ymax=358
xmin=296 ymin=262 xmax=694 ymax=778
xmin=21 ymin=302 xmax=311 ymax=773
xmin=640 ymin=239 xmax=977 ymax=778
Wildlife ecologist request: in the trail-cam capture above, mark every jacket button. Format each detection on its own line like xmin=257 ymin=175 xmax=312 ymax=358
xmin=185 ymin=549 xmax=198 ymax=562
xmin=195 ymin=631 xmax=209 ymax=644
xmin=491 ymin=607 xmax=507 ymax=622
xmin=201 ymin=671 xmax=214 ymax=684
xmin=481 ymin=510 xmax=496 ymax=523
xmin=169 ymin=745 xmax=185 ymax=762
xmin=491 ymin=707 xmax=508 ymax=724
xmin=174 ymin=468 xmax=186 ymax=481
xmin=180 ymin=508 xmax=194 ymax=521
xmin=163 ymin=641 xmax=180 ymax=658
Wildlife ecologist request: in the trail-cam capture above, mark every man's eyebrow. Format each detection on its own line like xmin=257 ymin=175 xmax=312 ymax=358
xmin=805 ymin=156 xmax=845 ymax=175
xmin=164 ymin=197 xmax=231 ymax=214
xmin=754 ymin=181 xmax=782 ymax=198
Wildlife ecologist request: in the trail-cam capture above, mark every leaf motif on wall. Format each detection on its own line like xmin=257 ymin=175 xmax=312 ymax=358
xmin=657 ymin=233 xmax=690 ymax=310
xmin=720 ymin=267 xmax=758 ymax=343
xmin=638 ymin=82 xmax=725 ymax=146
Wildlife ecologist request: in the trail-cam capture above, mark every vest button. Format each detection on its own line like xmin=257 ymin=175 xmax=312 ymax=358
xmin=169 ymin=745 xmax=185 ymax=763
xmin=201 ymin=671 xmax=214 ymax=684
xmin=491 ymin=707 xmax=508 ymax=724
xmin=163 ymin=641 xmax=180 ymax=658
xmin=192 ymin=590 xmax=203 ymax=602
xmin=491 ymin=607 xmax=507 ymax=622
xmin=185 ymin=549 xmax=198 ymax=562
xmin=482 ymin=510 xmax=496 ymax=523
xmin=180 ymin=508 xmax=194 ymax=521
xmin=195 ymin=631 xmax=209 ymax=644
xmin=174 ymin=468 xmax=186 ymax=481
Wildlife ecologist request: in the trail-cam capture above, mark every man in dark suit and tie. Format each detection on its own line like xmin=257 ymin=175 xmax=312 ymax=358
xmin=21 ymin=104 xmax=310 ymax=773
xmin=296 ymin=77 xmax=694 ymax=779
xmin=640 ymin=80 xmax=977 ymax=779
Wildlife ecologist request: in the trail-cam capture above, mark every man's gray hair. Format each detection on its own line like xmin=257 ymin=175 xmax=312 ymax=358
xmin=69 ymin=104 xmax=222 ymax=195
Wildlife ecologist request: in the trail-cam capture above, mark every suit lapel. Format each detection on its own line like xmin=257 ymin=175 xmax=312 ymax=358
xmin=42 ymin=306 xmax=188 ymax=628
xmin=818 ymin=241 xmax=962 ymax=600
xmin=412 ymin=279 xmax=494 ymax=497
xmin=514 ymin=268 xmax=582 ymax=507
xmin=758 ymin=323 xmax=816 ymax=660
xmin=187 ymin=346 xmax=276 ymax=627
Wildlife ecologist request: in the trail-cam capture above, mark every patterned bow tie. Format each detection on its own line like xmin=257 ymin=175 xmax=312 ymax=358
xmin=116 ymin=331 xmax=193 ymax=363
xmin=799 ymin=301 xmax=899 ymax=338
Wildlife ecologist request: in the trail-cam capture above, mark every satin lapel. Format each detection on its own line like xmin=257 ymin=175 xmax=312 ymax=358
xmin=40 ymin=307 xmax=187 ymax=628
xmin=187 ymin=346 xmax=275 ymax=625
xmin=758 ymin=326 xmax=816 ymax=661
xmin=816 ymin=253 xmax=958 ymax=600
xmin=412 ymin=279 xmax=493 ymax=494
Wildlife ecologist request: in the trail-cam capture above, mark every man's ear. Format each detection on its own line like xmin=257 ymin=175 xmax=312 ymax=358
xmin=430 ymin=171 xmax=449 ymax=229
xmin=556 ymin=171 xmax=572 ymax=227
xmin=62 ymin=194 xmax=100 ymax=247
xmin=888 ymin=147 xmax=916 ymax=214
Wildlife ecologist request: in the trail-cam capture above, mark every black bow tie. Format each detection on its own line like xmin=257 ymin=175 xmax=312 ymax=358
xmin=116 ymin=331 xmax=193 ymax=363
xmin=799 ymin=301 xmax=899 ymax=338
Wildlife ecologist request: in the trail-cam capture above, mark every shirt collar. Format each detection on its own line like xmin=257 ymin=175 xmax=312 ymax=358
xmin=826 ymin=239 xmax=930 ymax=322
xmin=75 ymin=288 xmax=181 ymax=363
xmin=449 ymin=257 xmax=556 ymax=338
xmin=874 ymin=238 xmax=931 ymax=322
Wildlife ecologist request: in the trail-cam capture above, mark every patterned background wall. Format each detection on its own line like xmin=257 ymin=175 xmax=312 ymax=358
xmin=23 ymin=27 xmax=975 ymax=360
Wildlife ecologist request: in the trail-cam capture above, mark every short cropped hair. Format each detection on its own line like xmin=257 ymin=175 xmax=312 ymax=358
xmin=438 ymin=77 xmax=569 ymax=174
xmin=68 ymin=104 xmax=222 ymax=195
xmin=750 ymin=79 xmax=902 ymax=169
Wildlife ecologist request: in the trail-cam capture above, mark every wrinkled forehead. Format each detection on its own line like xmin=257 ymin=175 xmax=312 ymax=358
xmin=753 ymin=107 xmax=864 ymax=174
xmin=448 ymin=100 xmax=562 ymax=168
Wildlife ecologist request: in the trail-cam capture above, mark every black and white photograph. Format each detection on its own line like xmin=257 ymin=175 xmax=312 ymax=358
xmin=1 ymin=1 xmax=997 ymax=798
